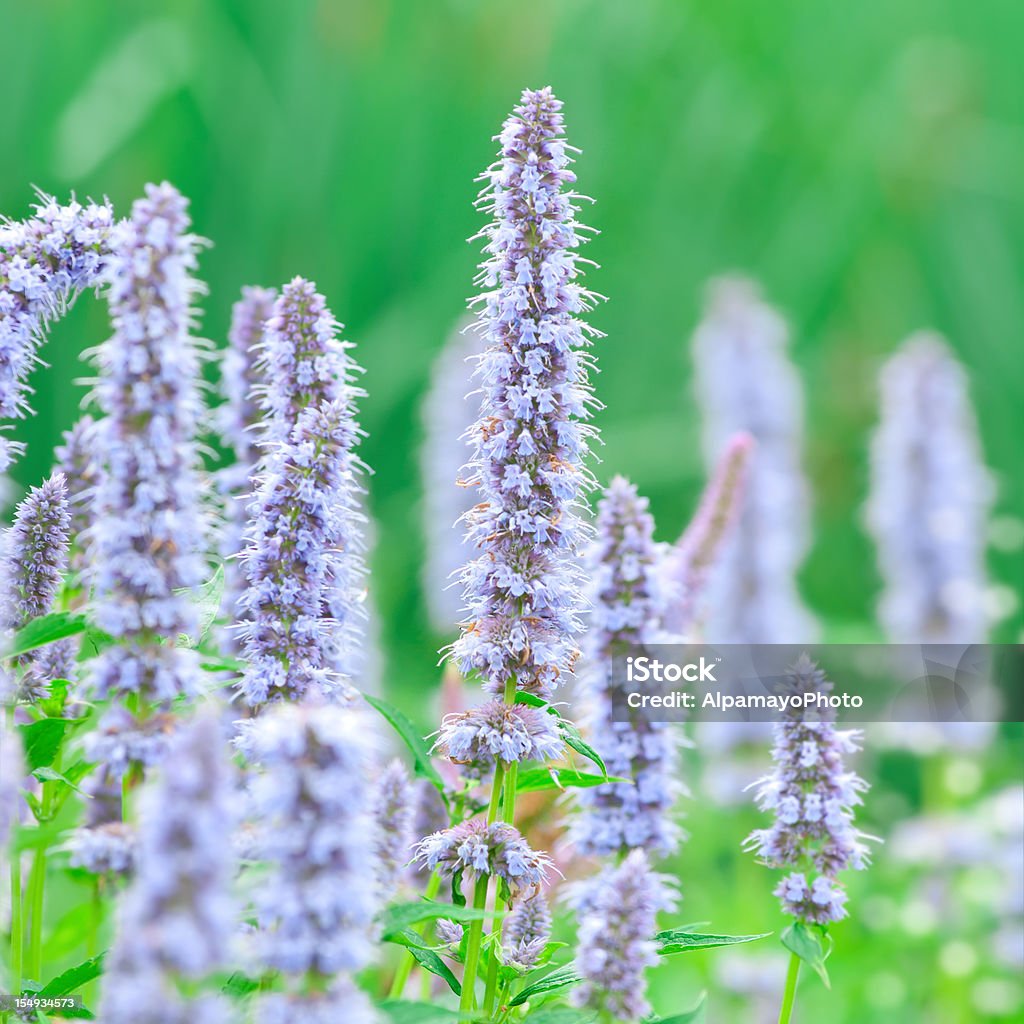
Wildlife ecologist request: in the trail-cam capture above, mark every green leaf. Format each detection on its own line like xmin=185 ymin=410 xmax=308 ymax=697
xmin=221 ymin=971 xmax=260 ymax=998
xmin=558 ymin=719 xmax=608 ymax=778
xmin=514 ymin=767 xmax=629 ymax=793
xmin=32 ymin=765 xmax=87 ymax=794
xmin=377 ymin=1001 xmax=463 ymax=1024
xmin=363 ymin=694 xmax=448 ymax=801
xmin=5 ymin=613 xmax=88 ymax=659
xmin=76 ymin=625 xmax=116 ymax=662
xmin=656 ymin=930 xmax=771 ymax=956
xmin=403 ymin=944 xmax=461 ymax=996
xmin=380 ymin=901 xmax=500 ymax=938
xmin=37 ymin=954 xmax=104 ymax=997
xmin=44 ymin=904 xmax=103 ymax=961
xmin=781 ymin=922 xmax=831 ymax=988
xmin=645 ymin=992 xmax=707 ymax=1023
xmin=11 ymin=821 xmax=66 ymax=853
xmin=508 ymin=963 xmax=582 ymax=1007
xmin=513 ymin=692 xmax=548 ymax=708
xmin=200 ymin=655 xmax=246 ymax=674
xmin=174 ymin=564 xmax=224 ymax=648
xmin=18 ymin=719 xmax=69 ymax=771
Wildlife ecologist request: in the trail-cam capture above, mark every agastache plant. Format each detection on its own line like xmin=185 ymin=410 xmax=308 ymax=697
xmin=745 ymin=654 xmax=873 ymax=1022
xmin=98 ymin=708 xmax=237 ymax=1024
xmin=425 ymin=86 xmax=600 ymax=1017
xmin=218 ymin=285 xmax=277 ymax=639
xmin=572 ymin=476 xmax=682 ymax=858
xmin=235 ymin=278 xmax=367 ymax=707
xmin=237 ymin=700 xmax=379 ymax=1019
xmin=571 ymin=849 xmax=677 ymax=1024
xmin=55 ymin=415 xmax=100 ymax=558
xmin=373 ymin=758 xmax=416 ymax=901
xmin=0 ymin=193 xmax=114 ymax=472
xmin=86 ymin=182 xmax=207 ymax=759
xmin=865 ymin=333 xmax=992 ymax=643
xmin=691 ymin=276 xmax=818 ymax=643
xmin=1 ymin=472 xmax=72 ymax=699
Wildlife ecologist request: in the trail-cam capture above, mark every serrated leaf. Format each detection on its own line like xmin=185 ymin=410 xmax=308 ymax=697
xmin=364 ymin=695 xmax=448 ymax=801
xmin=404 ymin=944 xmax=461 ymax=996
xmin=380 ymin=901 xmax=499 ymax=938
xmin=514 ymin=767 xmax=629 ymax=794
xmin=377 ymin=1001 xmax=463 ymax=1024
xmin=508 ymin=963 xmax=582 ymax=1007
xmin=656 ymin=930 xmax=771 ymax=956
xmin=4 ymin=613 xmax=87 ymax=659
xmin=32 ymin=766 xmax=86 ymax=795
xmin=37 ymin=954 xmax=104 ymax=998
xmin=781 ymin=922 xmax=831 ymax=988
xmin=18 ymin=719 xmax=69 ymax=771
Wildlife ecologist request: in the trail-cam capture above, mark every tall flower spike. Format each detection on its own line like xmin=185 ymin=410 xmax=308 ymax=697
xmin=98 ymin=708 xmax=236 ymax=1024
xmin=451 ymin=86 xmax=601 ymax=699
xmin=661 ymin=432 xmax=754 ymax=635
xmin=236 ymin=700 xmax=379 ymax=980
xmin=420 ymin=318 xmax=484 ymax=633
xmin=501 ymin=890 xmax=552 ymax=971
xmin=691 ymin=276 xmax=818 ymax=643
xmin=865 ymin=333 xmax=992 ymax=642
xmin=373 ymin=758 xmax=415 ymax=900
xmin=55 ymin=415 xmax=100 ymax=554
xmin=0 ymin=193 xmax=115 ymax=472
xmin=235 ymin=279 xmax=367 ymax=707
xmin=571 ymin=849 xmax=677 ymax=1024
xmin=572 ymin=477 xmax=682 ymax=858
xmin=745 ymin=654 xmax=873 ymax=924
xmin=1 ymin=472 xmax=72 ymax=699
xmin=218 ymin=286 xmax=277 ymax=639
xmin=87 ymin=182 xmax=207 ymax=724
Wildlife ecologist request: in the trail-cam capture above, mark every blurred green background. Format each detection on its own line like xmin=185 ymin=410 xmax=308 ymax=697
xmin=3 ymin=2 xmax=1022 ymax=1020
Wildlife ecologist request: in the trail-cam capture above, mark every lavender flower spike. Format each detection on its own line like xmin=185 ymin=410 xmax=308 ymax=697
xmin=419 ymin=317 xmax=484 ymax=633
xmin=661 ymin=432 xmax=753 ymax=635
xmin=55 ymin=415 xmax=100 ymax=552
xmin=573 ymin=477 xmax=682 ymax=858
xmin=1 ymin=472 xmax=72 ymax=698
xmin=0 ymin=193 xmax=114 ymax=472
xmin=745 ymin=654 xmax=874 ymax=924
xmin=87 ymin=182 xmax=207 ymax=714
xmin=452 ymin=86 xmax=602 ymax=699
xmin=571 ymin=849 xmax=677 ymax=1023
xmin=237 ymin=699 xmax=379 ymax=978
xmin=501 ymin=890 xmax=552 ymax=971
xmin=98 ymin=708 xmax=237 ymax=1024
xmin=865 ymin=333 xmax=993 ymax=642
xmin=691 ymin=276 xmax=818 ymax=643
xmin=218 ymin=286 xmax=277 ymax=636
xmin=373 ymin=758 xmax=415 ymax=899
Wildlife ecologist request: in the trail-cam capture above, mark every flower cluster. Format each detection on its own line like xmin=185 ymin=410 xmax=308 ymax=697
xmin=415 ymin=819 xmax=552 ymax=895
xmin=691 ymin=276 xmax=817 ymax=643
xmin=661 ymin=432 xmax=753 ymax=636
xmin=0 ymin=472 xmax=72 ymax=699
xmin=420 ymin=318 xmax=484 ymax=632
xmin=434 ymin=698 xmax=563 ymax=777
xmin=0 ymin=193 xmax=114 ymax=471
xmin=745 ymin=655 xmax=872 ymax=924
xmin=87 ymin=182 xmax=207 ymax=718
xmin=237 ymin=700 xmax=379 ymax=977
xmin=573 ymin=476 xmax=682 ymax=858
xmin=55 ymin=415 xmax=100 ymax=547
xmin=571 ymin=849 xmax=677 ymax=1023
xmin=98 ymin=709 xmax=236 ymax=1024
xmin=255 ymin=980 xmax=377 ymax=1024
xmin=218 ymin=286 xmax=277 ymax=636
xmin=865 ymin=333 xmax=992 ymax=642
xmin=235 ymin=278 xmax=367 ymax=706
xmin=501 ymin=890 xmax=551 ymax=971
xmin=451 ymin=86 xmax=600 ymax=699
xmin=373 ymin=758 xmax=415 ymax=899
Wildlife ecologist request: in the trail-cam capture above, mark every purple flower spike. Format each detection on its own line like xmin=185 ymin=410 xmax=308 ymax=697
xmin=0 ymin=193 xmax=115 ymax=472
xmin=55 ymin=415 xmax=101 ymax=553
xmin=745 ymin=654 xmax=874 ymax=925
xmin=573 ymin=476 xmax=682 ymax=858
xmin=571 ymin=849 xmax=677 ymax=1023
xmin=691 ymin=276 xmax=818 ymax=643
xmin=373 ymin=758 xmax=416 ymax=899
xmin=1 ymin=472 xmax=72 ymax=699
xmin=501 ymin=890 xmax=552 ymax=971
xmin=87 ymin=182 xmax=207 ymax=711
xmin=662 ymin=431 xmax=753 ymax=635
xmin=451 ymin=86 xmax=602 ymax=700
xmin=865 ymin=333 xmax=992 ymax=643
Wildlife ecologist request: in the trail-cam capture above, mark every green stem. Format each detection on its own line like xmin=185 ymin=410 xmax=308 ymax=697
xmin=458 ymin=876 xmax=490 ymax=1015
xmin=777 ymin=951 xmax=801 ymax=1024
xmin=10 ymin=843 xmax=22 ymax=994
xmin=387 ymin=871 xmax=442 ymax=999
xmin=487 ymin=763 xmax=505 ymax=826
